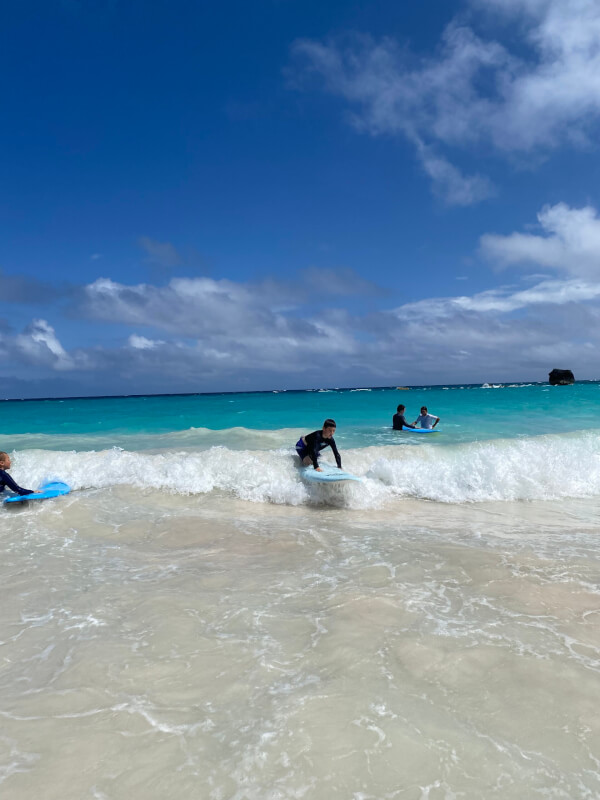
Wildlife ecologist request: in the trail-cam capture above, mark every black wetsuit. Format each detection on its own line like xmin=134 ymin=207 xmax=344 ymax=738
xmin=0 ymin=470 xmax=33 ymax=496
xmin=296 ymin=430 xmax=342 ymax=469
xmin=392 ymin=413 xmax=412 ymax=431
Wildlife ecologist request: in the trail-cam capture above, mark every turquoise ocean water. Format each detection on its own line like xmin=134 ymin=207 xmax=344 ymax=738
xmin=2 ymin=380 xmax=599 ymax=442
xmin=1 ymin=379 xmax=599 ymax=504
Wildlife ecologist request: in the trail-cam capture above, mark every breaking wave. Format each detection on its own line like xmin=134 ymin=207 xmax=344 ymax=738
xmin=6 ymin=429 xmax=600 ymax=508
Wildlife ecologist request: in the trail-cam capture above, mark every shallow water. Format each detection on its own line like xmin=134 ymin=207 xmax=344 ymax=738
xmin=1 ymin=491 xmax=599 ymax=799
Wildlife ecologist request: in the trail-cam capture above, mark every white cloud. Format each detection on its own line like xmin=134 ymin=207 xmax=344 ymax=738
xmin=394 ymin=278 xmax=600 ymax=318
xmin=6 ymin=238 xmax=600 ymax=391
xmin=78 ymin=275 xmax=359 ymax=375
xmin=61 ymin=263 xmax=600 ymax=385
xmin=128 ymin=334 xmax=164 ymax=350
xmin=480 ymin=203 xmax=600 ymax=278
xmin=291 ymin=0 xmax=600 ymax=201
xmin=473 ymin=0 xmax=600 ymax=151
xmin=81 ymin=269 xmax=382 ymax=342
xmin=417 ymin=143 xmax=494 ymax=206
xmin=83 ymin=276 xmax=298 ymax=339
xmin=14 ymin=319 xmax=75 ymax=371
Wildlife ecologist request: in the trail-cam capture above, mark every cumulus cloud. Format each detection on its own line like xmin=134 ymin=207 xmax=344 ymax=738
xmin=54 ymin=261 xmax=600 ymax=386
xmin=76 ymin=275 xmax=360 ymax=378
xmin=0 ymin=265 xmax=386 ymax=392
xmin=14 ymin=319 xmax=75 ymax=371
xmin=480 ymin=203 xmax=600 ymax=278
xmin=81 ymin=276 xmax=307 ymax=340
xmin=5 ymin=225 xmax=600 ymax=392
xmin=80 ymin=268 xmax=383 ymax=340
xmin=290 ymin=0 xmax=600 ymax=202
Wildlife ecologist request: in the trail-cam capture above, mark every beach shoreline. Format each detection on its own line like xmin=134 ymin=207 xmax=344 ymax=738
xmin=1 ymin=385 xmax=599 ymax=797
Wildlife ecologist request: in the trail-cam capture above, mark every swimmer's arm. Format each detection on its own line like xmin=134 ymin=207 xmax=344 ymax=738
xmin=330 ymin=438 xmax=342 ymax=469
xmin=0 ymin=470 xmax=34 ymax=495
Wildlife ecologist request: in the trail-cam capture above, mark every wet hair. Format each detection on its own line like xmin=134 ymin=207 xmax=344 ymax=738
xmin=397 ymin=405 xmax=405 ymax=412
xmin=323 ymin=419 xmax=336 ymax=429
xmin=421 ymin=406 xmax=428 ymax=412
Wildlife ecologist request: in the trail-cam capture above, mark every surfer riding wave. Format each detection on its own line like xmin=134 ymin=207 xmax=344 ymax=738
xmin=295 ymin=419 xmax=342 ymax=472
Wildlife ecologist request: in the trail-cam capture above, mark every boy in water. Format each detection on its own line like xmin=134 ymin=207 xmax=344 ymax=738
xmin=0 ymin=451 xmax=35 ymax=496
xmin=295 ymin=419 xmax=342 ymax=472
xmin=392 ymin=405 xmax=416 ymax=430
xmin=413 ymin=406 xmax=440 ymax=429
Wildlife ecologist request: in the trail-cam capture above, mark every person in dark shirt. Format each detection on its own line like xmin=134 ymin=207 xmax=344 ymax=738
xmin=295 ymin=419 xmax=342 ymax=471
xmin=392 ymin=404 xmax=416 ymax=431
xmin=0 ymin=451 xmax=35 ymax=496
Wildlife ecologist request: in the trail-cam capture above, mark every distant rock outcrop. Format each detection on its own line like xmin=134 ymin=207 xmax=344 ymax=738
xmin=549 ymin=369 xmax=574 ymax=385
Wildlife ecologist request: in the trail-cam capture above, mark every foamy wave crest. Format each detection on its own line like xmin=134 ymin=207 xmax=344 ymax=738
xmin=366 ymin=431 xmax=600 ymax=502
xmin=8 ymin=430 xmax=600 ymax=507
xmin=11 ymin=446 xmax=367 ymax=507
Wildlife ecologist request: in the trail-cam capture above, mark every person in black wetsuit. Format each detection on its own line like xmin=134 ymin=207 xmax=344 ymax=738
xmin=295 ymin=419 xmax=342 ymax=472
xmin=392 ymin=404 xmax=416 ymax=431
xmin=0 ymin=451 xmax=35 ymax=496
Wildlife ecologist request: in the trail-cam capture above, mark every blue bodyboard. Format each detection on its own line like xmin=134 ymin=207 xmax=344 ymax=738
xmin=4 ymin=481 xmax=71 ymax=504
xmin=302 ymin=463 xmax=361 ymax=483
xmin=402 ymin=427 xmax=441 ymax=434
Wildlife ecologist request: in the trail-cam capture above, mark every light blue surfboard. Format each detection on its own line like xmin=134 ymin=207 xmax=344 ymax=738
xmin=401 ymin=427 xmax=441 ymax=434
xmin=302 ymin=463 xmax=361 ymax=483
xmin=4 ymin=480 xmax=71 ymax=504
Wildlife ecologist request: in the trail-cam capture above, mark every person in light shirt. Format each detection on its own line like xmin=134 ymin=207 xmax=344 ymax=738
xmin=413 ymin=406 xmax=440 ymax=429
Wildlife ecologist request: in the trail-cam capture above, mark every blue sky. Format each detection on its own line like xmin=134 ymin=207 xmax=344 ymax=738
xmin=2 ymin=0 xmax=600 ymax=396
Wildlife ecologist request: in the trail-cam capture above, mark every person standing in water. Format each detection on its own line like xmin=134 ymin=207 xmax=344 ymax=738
xmin=413 ymin=406 xmax=440 ymax=429
xmin=392 ymin=405 xmax=416 ymax=430
xmin=295 ymin=419 xmax=342 ymax=472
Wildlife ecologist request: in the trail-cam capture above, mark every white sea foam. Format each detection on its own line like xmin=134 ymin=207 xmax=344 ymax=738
xmin=2 ymin=437 xmax=600 ymax=799
xmin=366 ymin=431 xmax=600 ymax=503
xmin=8 ymin=429 xmax=600 ymax=507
